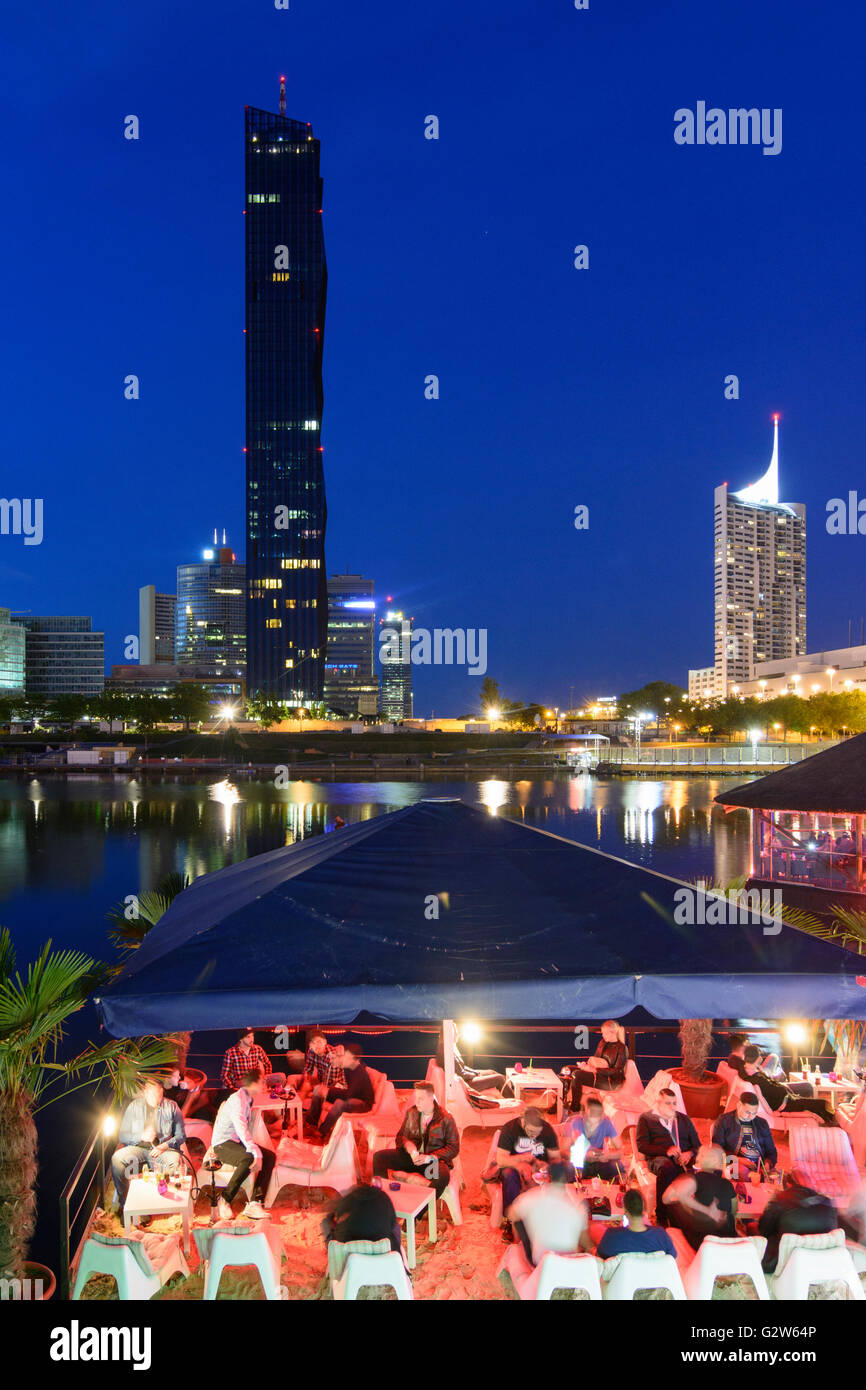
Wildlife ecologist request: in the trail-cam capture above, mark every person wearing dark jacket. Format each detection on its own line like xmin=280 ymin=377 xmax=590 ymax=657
xmin=757 ymin=1178 xmax=840 ymax=1272
xmin=743 ymin=1046 xmax=836 ymax=1125
xmin=372 ymin=1082 xmax=459 ymax=1196
xmin=712 ymin=1092 xmax=778 ymax=1173
xmin=436 ymin=1035 xmax=507 ymax=1093
xmin=636 ymin=1088 xmax=700 ymax=1224
xmin=322 ymin=1183 xmax=402 ymax=1253
xmin=307 ymin=1044 xmax=375 ymax=1139
xmin=568 ymin=1020 xmax=628 ymax=1110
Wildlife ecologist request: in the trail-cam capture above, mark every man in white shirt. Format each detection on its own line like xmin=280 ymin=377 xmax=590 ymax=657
xmin=211 ymin=1069 xmax=275 ymax=1220
xmin=507 ymin=1163 xmax=593 ymax=1266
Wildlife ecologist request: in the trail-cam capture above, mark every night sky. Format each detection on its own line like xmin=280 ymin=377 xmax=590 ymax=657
xmin=2 ymin=0 xmax=864 ymax=713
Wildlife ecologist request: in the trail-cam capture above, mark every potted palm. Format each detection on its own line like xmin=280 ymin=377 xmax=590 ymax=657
xmin=670 ymin=1018 xmax=726 ymax=1118
xmin=0 ymin=927 xmax=174 ymax=1295
xmin=106 ymin=872 xmax=192 ymax=1069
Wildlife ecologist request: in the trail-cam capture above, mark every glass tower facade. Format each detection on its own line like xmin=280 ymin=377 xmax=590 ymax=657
xmin=11 ymin=616 xmax=104 ymax=696
xmin=323 ymin=574 xmax=379 ymax=717
xmin=176 ymin=545 xmax=246 ymax=680
xmin=0 ymin=608 xmax=25 ymax=693
xmin=379 ymin=610 xmax=414 ymax=722
xmin=245 ymin=102 xmax=328 ymax=700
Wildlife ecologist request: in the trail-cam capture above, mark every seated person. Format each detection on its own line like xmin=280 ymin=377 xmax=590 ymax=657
xmin=372 ymin=1081 xmax=459 ymax=1197
xmin=111 ymin=1078 xmax=185 ymax=1208
xmin=163 ymin=1066 xmax=194 ymax=1109
xmin=712 ymin=1090 xmax=777 ymax=1175
xmin=725 ymin=1032 xmax=785 ymax=1081
xmin=636 ymin=1087 xmax=700 ymax=1224
xmin=492 ymin=1107 xmax=563 ymax=1234
xmin=742 ymin=1045 xmax=836 ymax=1124
xmin=568 ymin=1020 xmax=628 ymax=1110
xmin=211 ymin=1068 xmax=274 ymax=1220
xmin=508 ymin=1162 xmax=592 ymax=1266
xmin=295 ymin=1031 xmax=344 ymax=1100
xmin=662 ymin=1143 xmax=737 ymax=1251
xmin=436 ymin=1032 xmax=507 ymax=1093
xmin=757 ymin=1176 xmax=840 ymax=1273
xmin=218 ymin=1028 xmax=271 ymax=1104
xmin=322 ymin=1182 xmax=402 ymax=1253
xmin=562 ymin=1096 xmax=624 ymax=1179
xmin=307 ymin=1044 xmax=374 ymax=1139
xmin=596 ymin=1188 xmax=678 ymax=1259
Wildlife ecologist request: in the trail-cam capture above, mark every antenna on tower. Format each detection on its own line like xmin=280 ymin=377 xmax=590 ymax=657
xmin=222 ymin=528 xmax=227 ymax=545
xmin=279 ymin=75 xmax=286 ymax=115
xmin=213 ymin=528 xmax=218 ymax=545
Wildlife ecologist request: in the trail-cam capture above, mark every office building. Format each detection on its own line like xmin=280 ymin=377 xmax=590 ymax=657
xmin=378 ymin=609 xmax=413 ymax=722
xmin=0 ymin=608 xmax=25 ymax=693
xmin=176 ymin=540 xmax=246 ymax=681
xmin=731 ymin=644 xmax=866 ymax=701
xmin=691 ymin=417 xmax=806 ymax=697
xmin=245 ymin=83 xmax=328 ymax=700
xmin=139 ymin=587 xmax=176 ymax=665
xmin=11 ymin=616 xmax=104 ymax=696
xmin=323 ymin=574 xmax=379 ymax=716
xmin=107 ymin=664 xmax=243 ymax=700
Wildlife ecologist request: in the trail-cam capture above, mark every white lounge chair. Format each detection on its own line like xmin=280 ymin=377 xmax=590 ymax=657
xmin=500 ymin=1246 xmax=603 ymax=1301
xmin=682 ymin=1235 xmax=770 ymax=1301
xmin=788 ymin=1123 xmax=862 ymax=1200
xmin=447 ymin=1076 xmax=524 ymax=1134
xmin=837 ymin=1090 xmax=866 ymax=1167
xmin=724 ymin=1075 xmax=821 ymax=1134
xmin=601 ymin=1250 xmax=687 ymax=1301
xmin=264 ymin=1114 xmax=359 ymax=1205
xmin=203 ymin=1225 xmax=283 ymax=1301
xmin=769 ymin=1229 xmax=865 ymax=1301
xmin=72 ymin=1230 xmax=189 ymax=1300
xmin=201 ymin=1147 xmax=255 ymax=1203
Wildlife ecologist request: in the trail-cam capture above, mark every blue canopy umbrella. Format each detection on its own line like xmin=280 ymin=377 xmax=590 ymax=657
xmin=96 ymin=799 xmax=866 ymax=1035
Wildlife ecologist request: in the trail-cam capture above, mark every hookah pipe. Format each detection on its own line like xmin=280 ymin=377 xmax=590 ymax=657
xmin=202 ymin=1156 xmax=222 ymax=1224
xmin=281 ymin=1086 xmax=297 ymax=1133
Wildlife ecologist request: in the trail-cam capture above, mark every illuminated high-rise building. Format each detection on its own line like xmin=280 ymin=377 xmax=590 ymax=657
xmin=379 ymin=609 xmax=414 ymax=722
xmin=139 ymin=586 xmax=176 ymax=665
xmin=713 ymin=416 xmax=806 ymax=693
xmin=323 ymin=574 xmax=379 ymax=717
xmin=176 ymin=538 xmax=246 ymax=680
xmin=244 ymin=81 xmax=328 ymax=699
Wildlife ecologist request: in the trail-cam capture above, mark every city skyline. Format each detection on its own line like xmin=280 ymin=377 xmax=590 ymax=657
xmin=3 ymin=2 xmax=865 ymax=713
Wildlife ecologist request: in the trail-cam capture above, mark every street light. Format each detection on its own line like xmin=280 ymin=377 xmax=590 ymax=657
xmin=826 ymin=668 xmax=835 ymax=691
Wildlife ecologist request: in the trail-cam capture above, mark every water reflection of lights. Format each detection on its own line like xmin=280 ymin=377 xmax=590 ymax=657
xmin=622 ymin=782 xmax=661 ymax=845
xmin=479 ymin=779 xmax=509 ymax=815
xmin=28 ymin=778 xmax=43 ymax=821
xmin=208 ymin=778 xmax=241 ymax=835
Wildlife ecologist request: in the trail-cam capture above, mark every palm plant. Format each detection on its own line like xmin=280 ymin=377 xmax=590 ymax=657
xmin=677 ymin=1018 xmax=714 ymax=1081
xmin=0 ymin=927 xmax=174 ymax=1279
xmin=105 ymin=871 xmax=190 ymax=954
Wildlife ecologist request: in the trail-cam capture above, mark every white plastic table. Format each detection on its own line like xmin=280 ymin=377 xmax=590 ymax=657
xmin=789 ymin=1073 xmax=862 ymax=1112
xmin=251 ymin=1090 xmax=304 ymax=1146
xmin=506 ymin=1067 xmax=564 ymax=1121
xmin=380 ymin=1179 xmax=437 ymax=1269
xmin=123 ymin=1174 xmax=193 ymax=1254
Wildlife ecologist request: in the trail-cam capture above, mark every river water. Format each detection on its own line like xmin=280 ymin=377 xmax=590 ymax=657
xmin=0 ymin=770 xmax=753 ymax=1272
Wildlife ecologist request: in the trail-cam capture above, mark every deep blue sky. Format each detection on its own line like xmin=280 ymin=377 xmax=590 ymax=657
xmin=2 ymin=0 xmax=864 ymax=714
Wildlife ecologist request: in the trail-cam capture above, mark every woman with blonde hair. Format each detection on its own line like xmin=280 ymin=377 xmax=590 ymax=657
xmin=568 ymin=1019 xmax=628 ymax=1111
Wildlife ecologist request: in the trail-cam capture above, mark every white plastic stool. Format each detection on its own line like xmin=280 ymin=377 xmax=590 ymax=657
xmin=602 ymin=1251 xmax=687 ymax=1300
xmin=203 ymin=1228 xmax=282 ymax=1301
xmin=506 ymin=1249 xmax=602 ymax=1301
xmin=770 ymin=1231 xmax=865 ymax=1301
xmin=682 ymin=1236 xmax=770 ymax=1301
xmin=332 ymin=1250 xmax=414 ymax=1301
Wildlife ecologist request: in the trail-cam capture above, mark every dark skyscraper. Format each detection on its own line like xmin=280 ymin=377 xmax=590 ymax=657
xmin=244 ymin=85 xmax=328 ymax=700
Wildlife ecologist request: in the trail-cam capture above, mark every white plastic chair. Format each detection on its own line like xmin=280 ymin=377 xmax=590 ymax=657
xmin=72 ymin=1231 xmax=189 ymax=1300
xmin=332 ymin=1250 xmax=414 ymax=1301
xmin=265 ymin=1114 xmax=359 ymax=1205
xmin=482 ymin=1129 xmax=504 ymax=1228
xmin=724 ymin=1075 xmax=821 ymax=1134
xmin=184 ymin=1118 xmax=213 ymax=1150
xmin=425 ymin=1059 xmax=446 ymax=1106
xmin=447 ymin=1075 xmax=524 ymax=1134
xmin=789 ymin=1123 xmax=862 ymax=1200
xmin=601 ymin=1250 xmax=687 ymax=1300
xmin=769 ymin=1229 xmax=866 ymax=1301
xmin=201 ymin=1147 xmax=255 ymax=1202
xmin=837 ymin=1090 xmax=866 ymax=1167
xmin=682 ymin=1235 xmax=770 ymax=1301
xmin=203 ymin=1226 xmax=283 ymax=1301
xmin=516 ymin=1250 xmax=603 ymax=1301
xmin=439 ymin=1167 xmax=464 ymax=1225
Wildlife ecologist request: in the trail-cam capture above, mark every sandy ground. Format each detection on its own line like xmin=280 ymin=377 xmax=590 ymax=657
xmin=78 ymin=1112 xmax=846 ymax=1301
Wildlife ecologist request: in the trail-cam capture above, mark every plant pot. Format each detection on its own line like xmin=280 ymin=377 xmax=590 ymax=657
xmin=22 ymin=1261 xmax=56 ymax=1300
xmin=670 ymin=1069 xmax=725 ymax=1120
